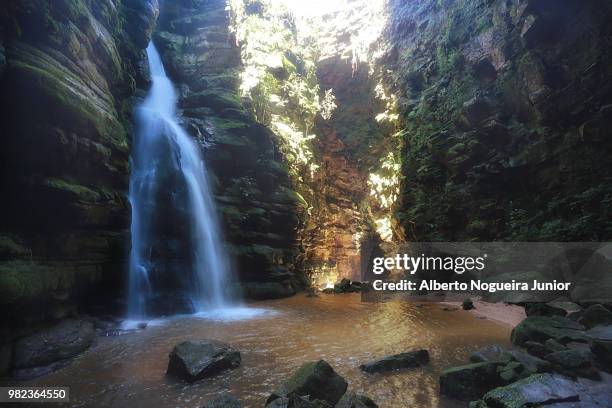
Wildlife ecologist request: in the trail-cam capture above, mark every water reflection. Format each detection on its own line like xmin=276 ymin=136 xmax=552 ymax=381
xmin=27 ymin=294 xmax=511 ymax=407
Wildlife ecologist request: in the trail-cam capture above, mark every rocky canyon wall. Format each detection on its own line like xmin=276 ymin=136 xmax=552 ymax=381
xmin=384 ymin=0 xmax=612 ymax=241
xmin=154 ymin=0 xmax=307 ymax=299
xmin=0 ymin=0 xmax=158 ymax=331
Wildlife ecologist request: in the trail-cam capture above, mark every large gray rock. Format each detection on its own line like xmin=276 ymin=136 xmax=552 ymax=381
xmin=12 ymin=319 xmax=94 ymax=373
xmin=439 ymin=361 xmax=504 ymax=400
xmin=479 ymin=373 xmax=579 ymax=407
xmin=266 ymin=360 xmax=347 ymax=407
xmin=359 ymin=349 xmax=429 ymax=373
xmin=167 ymin=340 xmax=240 ymax=383
xmin=511 ymin=316 xmax=588 ymax=346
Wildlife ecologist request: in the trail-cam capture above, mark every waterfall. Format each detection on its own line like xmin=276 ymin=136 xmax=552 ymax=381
xmin=127 ymin=42 xmax=234 ymax=319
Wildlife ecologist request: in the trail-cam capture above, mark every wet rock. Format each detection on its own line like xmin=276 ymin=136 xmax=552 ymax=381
xmin=266 ymin=395 xmax=331 ymax=408
xmin=544 ymin=338 xmax=567 ymax=353
xmin=497 ymin=361 xmax=526 ymax=384
xmin=523 ymin=341 xmax=548 ymax=358
xmin=462 ymin=298 xmax=475 ymax=310
xmin=335 ymin=392 xmax=378 ymax=408
xmin=511 ymin=316 xmax=588 ymax=347
xmin=470 ymin=344 xmax=508 ymax=363
xmin=204 ymin=393 xmax=241 ymax=408
xmin=12 ymin=319 xmax=94 ymax=377
xmin=503 ymin=350 xmax=550 ymax=375
xmin=439 ymin=361 xmax=504 ymax=400
xmin=478 ymin=373 xmax=581 ymax=407
xmin=544 ymin=349 xmax=599 ymax=379
xmin=167 ymin=340 xmax=240 ymax=383
xmin=360 ymin=349 xmax=429 ymax=373
xmin=577 ymin=304 xmax=612 ymax=329
xmin=524 ymin=302 xmax=566 ymax=317
xmin=266 ymin=360 xmax=347 ymax=407
xmin=334 ymin=278 xmax=352 ymax=293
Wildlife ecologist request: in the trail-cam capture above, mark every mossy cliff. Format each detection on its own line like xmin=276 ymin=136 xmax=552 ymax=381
xmin=0 ymin=0 xmax=158 ymax=331
xmin=383 ymin=0 xmax=612 ymax=241
xmin=153 ymin=0 xmax=308 ymax=298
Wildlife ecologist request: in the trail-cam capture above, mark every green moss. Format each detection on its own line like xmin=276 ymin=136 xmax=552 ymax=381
xmin=43 ymin=178 xmax=100 ymax=202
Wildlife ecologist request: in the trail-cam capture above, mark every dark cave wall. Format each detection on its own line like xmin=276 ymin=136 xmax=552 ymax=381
xmin=0 ymin=0 xmax=158 ymax=331
xmin=385 ymin=0 xmax=612 ymax=241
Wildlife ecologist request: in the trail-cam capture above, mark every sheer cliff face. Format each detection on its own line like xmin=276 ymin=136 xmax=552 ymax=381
xmin=384 ymin=0 xmax=612 ymax=241
xmin=154 ymin=0 xmax=307 ymax=298
xmin=0 ymin=0 xmax=158 ymax=328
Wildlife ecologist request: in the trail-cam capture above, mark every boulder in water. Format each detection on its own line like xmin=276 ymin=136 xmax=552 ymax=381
xmin=12 ymin=318 xmax=94 ymax=378
xmin=359 ymin=349 xmax=429 ymax=373
xmin=266 ymin=360 xmax=347 ymax=406
xmin=439 ymin=361 xmax=504 ymax=400
xmin=462 ymin=298 xmax=475 ymax=310
xmin=167 ymin=340 xmax=240 ymax=383
xmin=470 ymin=344 xmax=508 ymax=363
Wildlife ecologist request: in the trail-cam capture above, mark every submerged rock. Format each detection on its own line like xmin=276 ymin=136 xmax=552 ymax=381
xmin=470 ymin=344 xmax=508 ymax=363
xmin=12 ymin=319 xmax=94 ymax=378
xmin=462 ymin=298 xmax=475 ymax=310
xmin=360 ymin=349 xmax=429 ymax=373
xmin=266 ymin=360 xmax=347 ymax=407
xmin=439 ymin=361 xmax=504 ymax=400
xmin=204 ymin=393 xmax=242 ymax=408
xmin=335 ymin=392 xmax=378 ymax=408
xmin=166 ymin=340 xmax=240 ymax=383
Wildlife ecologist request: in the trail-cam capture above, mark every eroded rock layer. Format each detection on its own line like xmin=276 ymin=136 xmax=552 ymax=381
xmin=0 ymin=0 xmax=157 ymax=330
xmin=384 ymin=0 xmax=612 ymax=241
xmin=154 ymin=0 xmax=306 ymax=299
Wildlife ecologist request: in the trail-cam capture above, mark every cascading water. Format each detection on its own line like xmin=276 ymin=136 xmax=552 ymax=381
xmin=127 ymin=42 xmax=235 ymax=319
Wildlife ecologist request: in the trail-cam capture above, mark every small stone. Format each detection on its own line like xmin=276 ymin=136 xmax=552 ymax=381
xmin=462 ymin=298 xmax=475 ymax=310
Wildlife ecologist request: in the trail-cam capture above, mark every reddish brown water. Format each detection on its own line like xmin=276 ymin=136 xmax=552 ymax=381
xmin=27 ymin=294 xmax=511 ymax=407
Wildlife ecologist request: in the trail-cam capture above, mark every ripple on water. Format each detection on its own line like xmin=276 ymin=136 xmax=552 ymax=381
xmin=25 ymin=294 xmax=511 ymax=408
